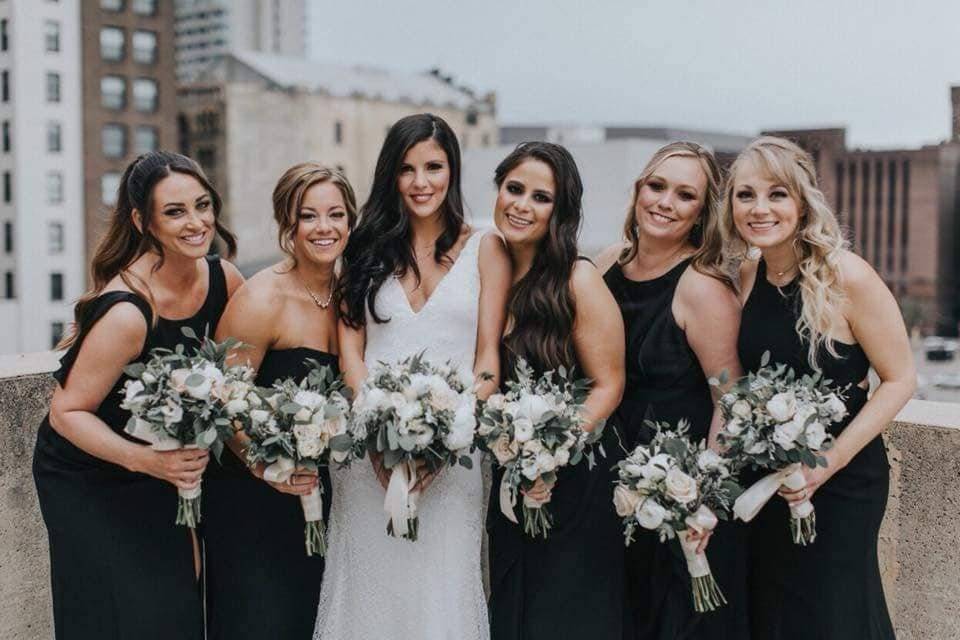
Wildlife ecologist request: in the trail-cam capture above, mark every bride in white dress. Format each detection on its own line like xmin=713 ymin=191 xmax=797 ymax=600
xmin=314 ymin=114 xmax=510 ymax=640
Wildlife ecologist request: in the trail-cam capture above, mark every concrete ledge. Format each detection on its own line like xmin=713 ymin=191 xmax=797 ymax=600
xmin=0 ymin=358 xmax=957 ymax=639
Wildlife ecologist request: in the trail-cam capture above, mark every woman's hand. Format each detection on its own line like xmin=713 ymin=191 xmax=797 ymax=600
xmin=778 ymin=450 xmax=843 ymax=507
xmin=249 ymin=463 xmax=319 ymax=496
xmin=412 ymin=459 xmax=442 ymax=493
xmin=521 ymin=477 xmax=553 ymax=503
xmin=370 ymin=452 xmax=391 ymax=490
xmin=135 ymin=446 xmax=209 ymax=491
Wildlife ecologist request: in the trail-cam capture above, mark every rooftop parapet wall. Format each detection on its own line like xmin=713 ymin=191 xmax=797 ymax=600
xmin=0 ymin=354 xmax=957 ymax=639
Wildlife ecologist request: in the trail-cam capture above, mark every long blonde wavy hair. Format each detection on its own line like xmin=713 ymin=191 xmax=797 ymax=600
xmin=620 ymin=141 xmax=732 ymax=289
xmin=721 ymin=136 xmax=847 ymax=369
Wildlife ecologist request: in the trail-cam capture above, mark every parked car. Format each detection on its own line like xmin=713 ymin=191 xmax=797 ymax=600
xmin=924 ymin=337 xmax=958 ymax=362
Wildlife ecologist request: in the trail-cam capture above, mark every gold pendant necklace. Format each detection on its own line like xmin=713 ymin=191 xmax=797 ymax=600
xmin=298 ymin=275 xmax=334 ymax=309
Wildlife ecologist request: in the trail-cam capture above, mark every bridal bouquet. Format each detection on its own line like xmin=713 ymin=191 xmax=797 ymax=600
xmin=717 ymin=352 xmax=847 ymax=544
xmin=120 ymin=327 xmax=255 ymax=527
xmin=477 ymin=358 xmax=603 ymax=539
xmin=614 ymin=420 xmax=741 ymax=612
xmin=349 ymin=352 xmax=479 ymax=541
xmin=244 ymin=360 xmax=354 ymax=556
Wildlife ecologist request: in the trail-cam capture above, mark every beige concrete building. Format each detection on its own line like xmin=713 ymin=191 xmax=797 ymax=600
xmin=178 ymin=51 xmax=498 ymax=271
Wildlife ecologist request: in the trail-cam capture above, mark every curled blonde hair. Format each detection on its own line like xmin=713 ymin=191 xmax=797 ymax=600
xmin=721 ymin=136 xmax=847 ymax=369
xmin=621 ymin=141 xmax=732 ymax=289
xmin=273 ymin=162 xmax=358 ymax=270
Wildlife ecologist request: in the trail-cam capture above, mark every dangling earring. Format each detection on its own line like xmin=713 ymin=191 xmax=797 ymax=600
xmin=746 ymin=245 xmax=762 ymax=261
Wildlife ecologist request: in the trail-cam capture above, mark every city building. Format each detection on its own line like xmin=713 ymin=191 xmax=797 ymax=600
xmin=178 ymin=51 xmax=498 ymax=272
xmin=0 ymin=1 xmax=84 ymax=354
xmin=81 ymin=0 xmax=178 ymax=267
xmin=174 ymin=0 xmax=307 ymax=82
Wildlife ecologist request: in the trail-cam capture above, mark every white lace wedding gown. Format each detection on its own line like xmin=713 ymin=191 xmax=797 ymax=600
xmin=314 ymin=231 xmax=489 ymax=640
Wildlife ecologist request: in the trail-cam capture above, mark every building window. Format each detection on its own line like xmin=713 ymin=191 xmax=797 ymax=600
xmin=132 ymin=30 xmax=157 ymax=64
xmin=481 ymin=133 xmax=490 ymax=146
xmin=100 ymin=27 xmax=124 ymax=61
xmin=51 ymin=322 xmax=64 ymax=348
xmin=3 ymin=220 xmax=11 ymax=253
xmin=46 ymin=171 xmax=63 ymax=204
xmin=48 ymin=221 xmax=64 ymax=253
xmin=3 ymin=171 xmax=11 ymax=202
xmin=134 ymin=125 xmax=158 ymax=154
xmin=50 ymin=273 xmax=63 ymax=301
xmin=102 ymin=123 xmax=127 ymax=158
xmin=466 ymin=110 xmax=479 ymax=126
xmin=2 ymin=121 xmax=9 ymax=152
xmin=101 ymin=75 xmax=126 ymax=109
xmin=101 ymin=0 xmax=124 ymax=11
xmin=132 ymin=0 xmax=157 ymax=16
xmin=101 ymin=172 xmax=121 ymax=206
xmin=334 ymin=121 xmax=343 ymax=145
xmin=1 ymin=19 xmax=8 ymax=52
xmin=196 ymin=147 xmax=215 ymax=171
xmin=132 ymin=78 xmax=157 ymax=112
xmin=1 ymin=70 xmax=8 ymax=102
xmin=4 ymin=271 xmax=13 ymax=299
xmin=46 ymin=72 xmax=61 ymax=102
xmin=45 ymin=20 xmax=60 ymax=52
xmin=47 ymin=121 xmax=62 ymax=153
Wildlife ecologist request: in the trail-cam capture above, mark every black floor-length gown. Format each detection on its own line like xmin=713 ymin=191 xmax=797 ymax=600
xmin=738 ymin=260 xmax=893 ymax=640
xmin=32 ymin=256 xmax=228 ymax=640
xmin=604 ymin=258 xmax=750 ymax=640
xmin=203 ymin=347 xmax=335 ymax=640
xmin=487 ymin=338 xmax=627 ymax=640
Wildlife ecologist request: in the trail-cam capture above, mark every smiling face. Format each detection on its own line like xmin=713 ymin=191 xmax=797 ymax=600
xmin=141 ymin=171 xmax=215 ymax=259
xmin=633 ymin=155 xmax=707 ymax=246
xmin=396 ymin=138 xmax=450 ymax=220
xmin=494 ymin=158 xmax=556 ymax=249
xmin=294 ymin=181 xmax=350 ymax=267
xmin=731 ymin=158 xmax=802 ymax=250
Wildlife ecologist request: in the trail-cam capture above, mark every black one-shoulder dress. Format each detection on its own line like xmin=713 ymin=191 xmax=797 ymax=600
xmin=487 ymin=338 xmax=627 ymax=640
xmin=32 ymin=256 xmax=228 ymax=640
xmin=203 ymin=347 xmax=336 ymax=640
xmin=605 ymin=259 xmax=749 ymax=640
xmin=738 ymin=260 xmax=893 ymax=640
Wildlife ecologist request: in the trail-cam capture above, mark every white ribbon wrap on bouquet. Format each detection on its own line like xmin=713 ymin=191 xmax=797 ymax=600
xmin=733 ymin=462 xmax=813 ymax=523
xmin=128 ymin=418 xmax=200 ymax=499
xmin=679 ymin=505 xmax=718 ymax=579
xmin=384 ymin=460 xmax=419 ymax=537
xmin=498 ymin=475 xmax=553 ymax=523
xmin=263 ymin=457 xmax=324 ymax=523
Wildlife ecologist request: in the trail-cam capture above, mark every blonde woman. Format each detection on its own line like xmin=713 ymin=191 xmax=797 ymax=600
xmin=204 ymin=164 xmax=356 ymax=640
xmin=724 ymin=136 xmax=914 ymax=640
xmin=596 ymin=141 xmax=747 ymax=639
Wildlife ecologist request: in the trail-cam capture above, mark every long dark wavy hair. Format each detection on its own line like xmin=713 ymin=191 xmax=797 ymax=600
xmin=497 ymin=142 xmax=583 ymax=372
xmin=62 ymin=151 xmax=235 ymax=348
xmin=339 ymin=113 xmax=465 ymax=328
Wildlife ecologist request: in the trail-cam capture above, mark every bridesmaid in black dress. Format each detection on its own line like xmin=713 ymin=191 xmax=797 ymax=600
xmin=487 ymin=142 xmax=627 ymax=640
xmin=203 ymin=163 xmax=356 ymax=640
xmin=32 ymin=151 xmax=243 ymax=639
xmin=723 ymin=136 xmax=915 ymax=640
xmin=597 ymin=142 xmax=747 ymax=640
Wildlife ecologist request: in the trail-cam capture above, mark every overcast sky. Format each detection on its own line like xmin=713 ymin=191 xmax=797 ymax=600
xmin=309 ymin=0 xmax=959 ymax=149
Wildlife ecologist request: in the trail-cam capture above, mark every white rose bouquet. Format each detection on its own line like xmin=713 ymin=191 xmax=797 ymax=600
xmin=477 ymin=358 xmax=604 ymax=539
xmin=120 ymin=327 xmax=255 ymax=528
xmin=349 ymin=352 xmax=481 ymax=541
xmin=716 ymin=351 xmax=847 ymax=544
xmin=614 ymin=420 xmax=741 ymax=612
xmin=244 ymin=360 xmax=354 ymax=556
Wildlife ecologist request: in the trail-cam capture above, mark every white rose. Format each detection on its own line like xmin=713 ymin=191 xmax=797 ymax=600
xmin=225 ymin=398 xmax=248 ymax=416
xmin=491 ymin=433 xmax=519 ymax=464
xmin=823 ymin=395 xmax=847 ymax=423
xmin=293 ymin=390 xmax=325 ymax=410
xmin=535 ymin=450 xmax=557 ymax=473
xmin=804 ymin=421 xmax=828 ymax=449
xmin=324 ymin=414 xmax=348 ymax=437
xmin=513 ymin=417 xmax=535 ymax=443
xmin=554 ymin=447 xmax=570 ymax=467
xmin=250 ymin=409 xmax=271 ymax=425
xmin=389 ymin=392 xmax=407 ymax=411
xmin=405 ymin=373 xmax=431 ymax=400
xmin=613 ymin=484 xmax=642 ymax=517
xmin=522 ymin=438 xmax=544 ymax=455
xmin=444 ymin=401 xmax=477 ymax=451
xmin=696 ymin=448 xmax=724 ymax=472
xmin=160 ymin=401 xmax=183 ymax=426
xmin=520 ymin=455 xmax=540 ymax=481
xmin=635 ymin=497 xmax=668 ymax=530
xmin=485 ymin=394 xmax=506 ymax=412
xmin=413 ymin=425 xmax=435 ymax=447
xmin=170 ymin=368 xmax=191 ymax=393
xmin=516 ymin=393 xmax=551 ymax=424
xmin=397 ymin=400 xmax=423 ymax=424
xmin=456 ymin=367 xmax=475 ymax=391
xmin=731 ymin=399 xmax=753 ymax=420
xmin=773 ymin=420 xmax=803 ymax=450
xmin=724 ymin=418 xmax=744 ymax=436
xmin=639 ymin=453 xmax=672 ymax=481
xmin=664 ymin=467 xmax=698 ymax=504
xmin=746 ymin=440 xmax=768 ymax=455
xmin=360 ymin=387 xmax=387 ymax=411
xmin=294 ymin=407 xmax=312 ymax=422
xmin=766 ymin=392 xmax=797 ymax=422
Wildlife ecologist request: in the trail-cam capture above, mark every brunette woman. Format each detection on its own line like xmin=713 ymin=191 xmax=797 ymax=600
xmin=487 ymin=141 xmax=626 ymax=640
xmin=32 ymin=151 xmax=243 ymax=640
xmin=203 ymin=164 xmax=356 ymax=639
xmin=313 ymin=113 xmax=510 ymax=640
xmin=724 ymin=136 xmax=915 ymax=640
xmin=596 ymin=142 xmax=747 ymax=639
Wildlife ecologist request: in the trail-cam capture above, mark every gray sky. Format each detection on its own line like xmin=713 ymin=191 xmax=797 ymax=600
xmin=309 ymin=0 xmax=959 ymax=149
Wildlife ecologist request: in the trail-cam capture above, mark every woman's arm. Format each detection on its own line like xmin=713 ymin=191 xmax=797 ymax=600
xmin=338 ymin=320 xmax=368 ymax=396
xmin=570 ymin=261 xmax=626 ymax=431
xmin=473 ymin=233 xmax=511 ymax=400
xmin=674 ymin=269 xmax=744 ymax=450
xmin=49 ymin=303 xmax=208 ymax=490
